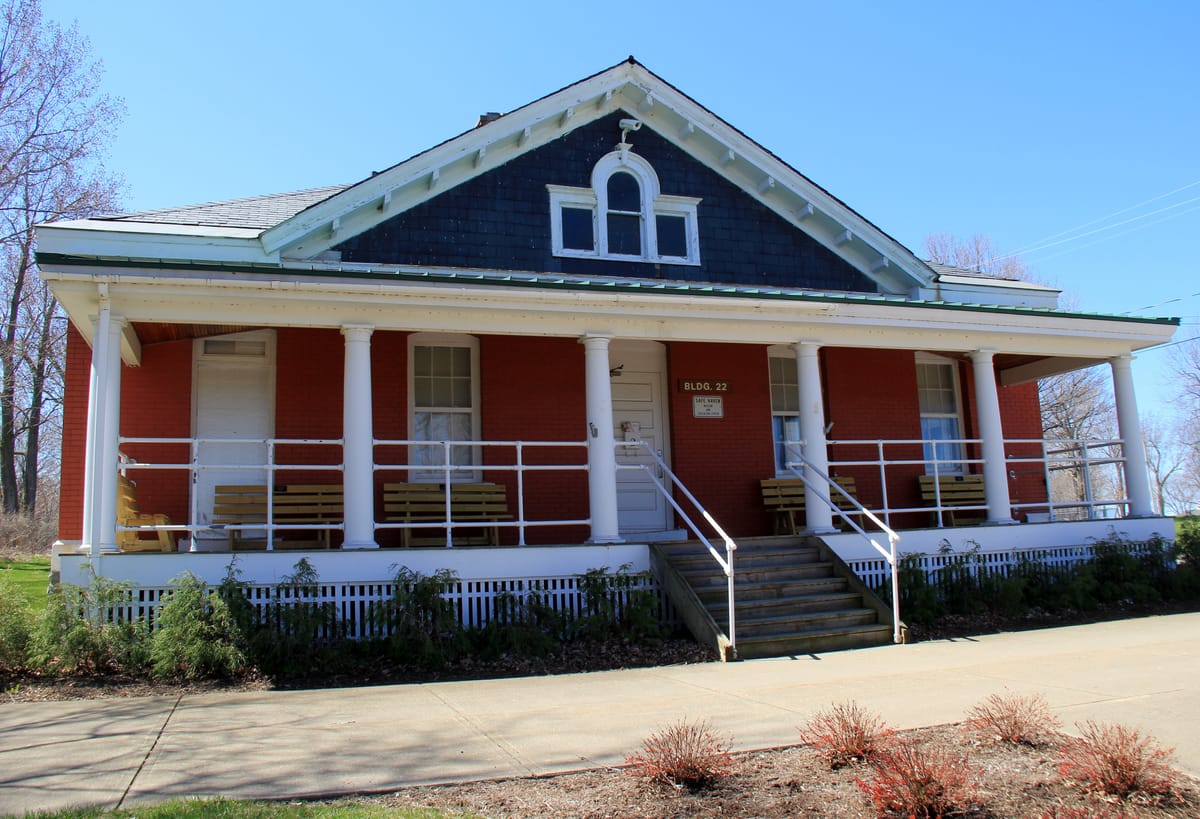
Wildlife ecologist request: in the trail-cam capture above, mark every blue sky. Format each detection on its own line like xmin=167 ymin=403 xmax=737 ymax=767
xmin=43 ymin=0 xmax=1200 ymax=418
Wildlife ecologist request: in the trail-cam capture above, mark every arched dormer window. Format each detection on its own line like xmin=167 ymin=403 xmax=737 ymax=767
xmin=548 ymin=147 xmax=701 ymax=264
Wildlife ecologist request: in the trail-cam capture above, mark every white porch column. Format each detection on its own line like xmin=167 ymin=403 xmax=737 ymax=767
xmin=80 ymin=316 xmax=100 ymax=552
xmin=341 ymin=324 xmax=379 ymax=549
xmin=92 ymin=312 xmax=125 ymax=554
xmin=795 ymin=342 xmax=835 ymax=533
xmin=1111 ymin=354 xmax=1154 ymax=517
xmin=582 ymin=334 xmax=621 ymax=543
xmin=970 ymin=349 xmax=1016 ymax=524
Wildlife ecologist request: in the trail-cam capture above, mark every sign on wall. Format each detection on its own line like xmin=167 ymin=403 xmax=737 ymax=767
xmin=692 ymin=395 xmax=724 ymax=418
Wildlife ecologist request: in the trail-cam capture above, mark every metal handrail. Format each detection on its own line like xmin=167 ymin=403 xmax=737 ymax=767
xmin=783 ymin=443 xmax=902 ymax=644
xmin=617 ymin=439 xmax=738 ymax=651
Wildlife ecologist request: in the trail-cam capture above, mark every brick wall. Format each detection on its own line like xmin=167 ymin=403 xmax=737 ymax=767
xmin=665 ymin=342 xmax=775 ymax=537
xmin=274 ymin=328 xmax=343 ymax=486
xmin=999 ymin=381 xmax=1049 ymax=509
xmin=480 ymin=335 xmax=588 ymax=544
xmin=57 ymin=325 xmax=90 ymax=540
xmin=823 ymin=347 xmax=927 ymax=525
xmin=118 ymin=338 xmax=193 ymax=528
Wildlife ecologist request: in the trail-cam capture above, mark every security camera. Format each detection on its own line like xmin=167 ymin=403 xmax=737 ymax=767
xmin=619 ymin=118 xmax=642 ymax=132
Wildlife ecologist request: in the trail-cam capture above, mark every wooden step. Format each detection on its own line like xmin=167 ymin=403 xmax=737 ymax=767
xmin=735 ymin=623 xmax=896 ymax=659
xmin=692 ymin=576 xmax=850 ymax=603
xmin=733 ymin=607 xmax=880 ymax=637
xmin=654 ymin=535 xmax=895 ymax=660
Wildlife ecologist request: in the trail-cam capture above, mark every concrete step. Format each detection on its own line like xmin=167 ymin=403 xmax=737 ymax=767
xmin=734 ymin=623 xmax=896 ymax=659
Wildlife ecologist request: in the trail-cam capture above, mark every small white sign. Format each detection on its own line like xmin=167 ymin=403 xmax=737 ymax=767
xmin=692 ymin=395 xmax=724 ymax=418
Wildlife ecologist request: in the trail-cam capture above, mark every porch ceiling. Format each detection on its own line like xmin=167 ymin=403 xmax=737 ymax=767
xmin=132 ymin=323 xmax=256 ymax=345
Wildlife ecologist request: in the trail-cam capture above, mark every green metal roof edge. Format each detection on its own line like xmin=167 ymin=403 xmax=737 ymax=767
xmin=35 ymin=253 xmax=1181 ymax=327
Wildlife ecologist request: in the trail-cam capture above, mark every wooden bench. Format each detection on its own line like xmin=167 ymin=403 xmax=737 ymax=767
xmin=383 ymin=482 xmax=512 ymax=547
xmin=117 ymin=474 xmax=175 ymax=552
xmin=760 ymin=476 xmax=860 ymax=534
xmin=918 ymin=474 xmax=987 ymax=526
xmin=212 ymin=484 xmax=344 ymax=549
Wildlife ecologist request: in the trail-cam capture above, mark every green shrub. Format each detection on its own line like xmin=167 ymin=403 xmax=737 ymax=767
xmin=248 ymin=558 xmax=344 ymax=675
xmin=0 ymin=572 xmax=32 ymax=670
xmin=1088 ymin=535 xmax=1166 ymax=604
xmin=149 ymin=572 xmax=247 ymax=680
xmin=474 ymin=588 xmax=563 ymax=659
xmin=379 ymin=567 xmax=467 ymax=669
xmin=888 ymin=553 xmax=944 ymax=626
xmin=574 ymin=563 xmax=663 ymax=641
xmin=28 ymin=577 xmax=148 ymax=674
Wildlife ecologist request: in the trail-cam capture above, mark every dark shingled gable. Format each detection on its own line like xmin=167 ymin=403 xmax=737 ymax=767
xmin=336 ymin=112 xmax=877 ymax=292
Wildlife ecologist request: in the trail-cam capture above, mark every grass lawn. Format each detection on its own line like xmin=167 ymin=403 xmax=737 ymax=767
xmin=24 ymin=798 xmax=467 ymax=818
xmin=0 ymin=554 xmax=50 ymax=610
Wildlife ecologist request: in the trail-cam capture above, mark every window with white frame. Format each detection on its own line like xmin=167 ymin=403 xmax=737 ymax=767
xmin=548 ymin=148 xmax=701 ymax=264
xmin=916 ymin=356 xmax=965 ymax=474
xmin=409 ymin=334 xmax=480 ymax=482
xmin=769 ymin=353 xmax=800 ymax=474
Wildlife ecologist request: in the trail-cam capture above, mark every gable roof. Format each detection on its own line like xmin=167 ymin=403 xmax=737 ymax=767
xmin=255 ymin=58 xmax=935 ymax=294
xmin=36 ymin=58 xmax=1059 ymax=307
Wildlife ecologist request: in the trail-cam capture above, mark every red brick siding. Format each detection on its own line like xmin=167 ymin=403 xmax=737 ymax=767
xmin=118 ymin=339 xmax=193 ymax=527
xmin=999 ymin=381 xmax=1049 ymax=510
xmin=57 ymin=325 xmax=90 ymax=540
xmin=823 ymin=348 xmax=927 ymax=526
xmin=274 ymin=328 xmax=343 ymax=486
xmin=480 ymin=335 xmax=588 ymax=544
xmin=665 ymin=342 xmax=775 ymax=537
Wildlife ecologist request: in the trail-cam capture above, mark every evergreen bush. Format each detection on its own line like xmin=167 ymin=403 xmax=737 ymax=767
xmin=149 ymin=572 xmax=247 ymax=681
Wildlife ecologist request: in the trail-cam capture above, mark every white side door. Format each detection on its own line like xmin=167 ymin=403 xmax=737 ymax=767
xmin=192 ymin=331 xmax=275 ymax=548
xmin=611 ymin=341 xmax=673 ymax=535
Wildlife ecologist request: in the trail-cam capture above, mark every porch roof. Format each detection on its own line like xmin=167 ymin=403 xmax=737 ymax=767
xmin=35 ymin=251 xmax=1179 ymax=329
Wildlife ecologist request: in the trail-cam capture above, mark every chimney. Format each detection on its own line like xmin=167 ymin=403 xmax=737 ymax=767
xmin=477 ymin=112 xmax=502 ymax=127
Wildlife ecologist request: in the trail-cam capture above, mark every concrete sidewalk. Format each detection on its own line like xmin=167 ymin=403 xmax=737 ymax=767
xmin=2 ymin=612 xmax=1198 ymax=816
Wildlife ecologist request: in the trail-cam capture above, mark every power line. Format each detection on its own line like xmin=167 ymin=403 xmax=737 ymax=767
xmin=1005 ymin=195 xmax=1200 ymax=261
xmin=1001 ymin=178 xmax=1200 ymax=261
xmin=1028 ymin=201 xmax=1200 ymax=270
xmin=1136 ymin=334 xmax=1200 ymax=354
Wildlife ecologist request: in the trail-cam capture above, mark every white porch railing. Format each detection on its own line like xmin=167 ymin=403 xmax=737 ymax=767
xmin=808 ymin=435 xmax=1132 ymax=526
xmin=118 ymin=437 xmax=345 ymax=549
xmin=783 ymin=444 xmax=902 ymax=644
xmin=372 ymin=438 xmax=591 ymax=546
xmin=116 ymin=436 xmax=593 ymax=549
xmin=616 ymin=440 xmax=738 ymax=651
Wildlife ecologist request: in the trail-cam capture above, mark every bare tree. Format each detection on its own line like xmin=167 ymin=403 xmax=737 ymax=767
xmin=0 ymin=0 xmax=122 ymax=514
xmin=924 ymin=232 xmax=1029 ymax=280
xmin=1164 ymin=334 xmax=1200 ymax=514
xmin=1142 ymin=413 xmax=1191 ymax=515
xmin=925 ymin=234 xmax=1120 ymax=516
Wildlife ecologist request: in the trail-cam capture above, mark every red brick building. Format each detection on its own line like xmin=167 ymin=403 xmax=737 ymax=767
xmin=36 ymin=60 xmax=1177 ymax=656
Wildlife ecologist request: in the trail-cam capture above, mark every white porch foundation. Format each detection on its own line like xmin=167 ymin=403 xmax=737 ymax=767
xmin=58 ymin=543 xmax=651 ymax=589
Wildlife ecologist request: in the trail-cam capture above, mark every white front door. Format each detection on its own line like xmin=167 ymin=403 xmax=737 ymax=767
xmin=192 ymin=331 xmax=275 ymax=548
xmin=611 ymin=341 xmax=673 ymax=535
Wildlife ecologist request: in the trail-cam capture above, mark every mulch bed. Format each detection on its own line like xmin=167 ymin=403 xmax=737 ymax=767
xmin=345 ymin=724 xmax=1200 ymax=818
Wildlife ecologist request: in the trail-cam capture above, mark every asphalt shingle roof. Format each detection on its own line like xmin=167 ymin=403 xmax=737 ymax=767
xmin=98 ymin=186 xmax=350 ymax=231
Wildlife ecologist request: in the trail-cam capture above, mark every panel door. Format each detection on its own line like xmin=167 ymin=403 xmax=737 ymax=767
xmin=192 ymin=332 xmax=274 ymax=547
xmin=611 ymin=342 xmax=672 ymax=534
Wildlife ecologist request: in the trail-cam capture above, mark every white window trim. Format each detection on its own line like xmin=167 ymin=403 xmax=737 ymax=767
xmin=767 ymin=347 xmax=800 ymax=476
xmin=915 ymin=353 xmax=967 ymax=475
xmin=547 ymin=147 xmax=701 ymax=265
xmin=407 ymin=333 xmax=481 ymax=483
